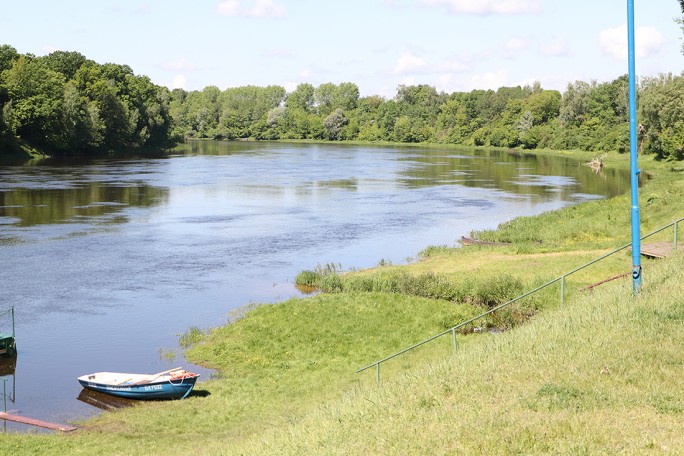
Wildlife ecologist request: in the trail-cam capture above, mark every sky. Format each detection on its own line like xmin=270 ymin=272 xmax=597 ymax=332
xmin=2 ymin=0 xmax=683 ymax=97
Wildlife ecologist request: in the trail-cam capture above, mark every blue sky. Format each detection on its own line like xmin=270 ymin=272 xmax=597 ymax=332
xmin=2 ymin=0 xmax=683 ymax=97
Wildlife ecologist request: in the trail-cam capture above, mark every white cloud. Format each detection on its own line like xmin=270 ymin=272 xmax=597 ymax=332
xmin=420 ymin=0 xmax=542 ymax=15
xmin=465 ymin=69 xmax=509 ymax=90
xmin=283 ymin=81 xmax=298 ymax=92
xmin=393 ymin=53 xmax=428 ymax=74
xmin=540 ymin=35 xmax=570 ymax=57
xmin=216 ymin=0 xmax=285 ymax=18
xmin=216 ymin=0 xmax=240 ymax=15
xmin=262 ymin=48 xmax=295 ymax=58
xmin=399 ymin=76 xmax=418 ymax=86
xmin=170 ymin=75 xmax=187 ymax=90
xmin=436 ymin=58 xmax=470 ymax=73
xmin=598 ymin=24 xmax=666 ymax=60
xmin=248 ymin=0 xmax=285 ymax=18
xmin=505 ymin=37 xmax=528 ymax=51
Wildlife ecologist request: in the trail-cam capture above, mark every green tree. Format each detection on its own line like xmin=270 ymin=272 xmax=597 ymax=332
xmin=678 ymin=0 xmax=684 ymax=54
xmin=1 ymin=55 xmax=65 ymax=149
xmin=323 ymin=108 xmax=347 ymax=140
xmin=639 ymin=73 xmax=684 ymax=160
xmin=559 ymin=80 xmax=593 ymax=127
xmin=57 ymin=80 xmax=104 ymax=151
xmin=525 ymin=90 xmax=561 ymax=124
xmin=286 ymin=83 xmax=315 ymax=112
xmin=333 ymin=82 xmax=360 ymax=111
xmin=40 ymin=50 xmax=88 ymax=80
xmin=219 ymin=85 xmax=285 ymax=138
xmin=314 ymin=83 xmax=336 ymax=116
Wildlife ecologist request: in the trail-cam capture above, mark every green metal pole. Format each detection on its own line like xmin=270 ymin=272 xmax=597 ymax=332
xmin=452 ymin=328 xmax=458 ymax=353
xmin=3 ymin=378 xmax=6 ymax=412
xmin=376 ymin=364 xmax=380 ymax=385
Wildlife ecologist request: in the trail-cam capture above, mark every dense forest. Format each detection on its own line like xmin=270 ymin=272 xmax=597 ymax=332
xmin=169 ymin=76 xmax=684 ymax=161
xmin=1 ymin=44 xmax=683 ymax=161
xmin=0 ymin=45 xmax=178 ymax=156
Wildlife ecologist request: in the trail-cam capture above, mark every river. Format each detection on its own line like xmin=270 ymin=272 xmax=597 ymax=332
xmin=0 ymin=141 xmax=628 ymax=431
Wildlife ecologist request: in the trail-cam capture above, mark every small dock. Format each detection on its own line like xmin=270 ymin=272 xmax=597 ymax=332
xmin=0 ymin=412 xmax=77 ymax=432
xmin=630 ymin=242 xmax=679 ymax=259
xmin=0 ymin=306 xmax=16 ymax=357
xmin=0 ymin=334 xmax=16 ymax=357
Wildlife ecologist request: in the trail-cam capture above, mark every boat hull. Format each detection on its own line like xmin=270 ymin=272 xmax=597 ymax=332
xmin=78 ymin=372 xmax=199 ymax=400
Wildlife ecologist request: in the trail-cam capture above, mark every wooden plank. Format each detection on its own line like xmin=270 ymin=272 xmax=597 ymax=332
xmin=580 ymin=272 xmax=630 ymax=292
xmin=629 ymin=242 xmax=679 ymax=259
xmin=0 ymin=412 xmax=77 ymax=432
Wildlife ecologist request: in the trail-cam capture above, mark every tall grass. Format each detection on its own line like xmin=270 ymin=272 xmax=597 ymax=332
xmin=238 ymin=254 xmax=684 ymax=455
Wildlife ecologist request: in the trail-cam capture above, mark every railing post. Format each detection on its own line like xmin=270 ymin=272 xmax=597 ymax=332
xmin=3 ymin=378 xmax=6 ymax=412
xmin=674 ymin=221 xmax=678 ymax=254
xmin=452 ymin=328 xmax=458 ymax=353
xmin=560 ymin=275 xmax=565 ymax=308
xmin=376 ymin=363 xmax=380 ymax=385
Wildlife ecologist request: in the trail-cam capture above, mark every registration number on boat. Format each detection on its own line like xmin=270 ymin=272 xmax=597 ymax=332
xmin=144 ymin=384 xmax=163 ymax=391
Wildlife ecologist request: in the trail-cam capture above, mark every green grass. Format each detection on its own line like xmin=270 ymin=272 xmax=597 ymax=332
xmin=238 ymin=254 xmax=684 ymax=455
xmin=1 ymin=149 xmax=683 ymax=454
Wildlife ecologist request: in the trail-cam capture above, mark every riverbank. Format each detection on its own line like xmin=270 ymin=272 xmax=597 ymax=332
xmin=1 ymin=148 xmax=682 ymax=454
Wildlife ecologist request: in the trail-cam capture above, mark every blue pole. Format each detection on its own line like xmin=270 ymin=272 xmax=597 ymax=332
xmin=627 ymin=0 xmax=642 ymax=292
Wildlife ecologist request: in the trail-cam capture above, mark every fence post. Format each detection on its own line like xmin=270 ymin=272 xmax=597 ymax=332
xmin=674 ymin=221 xmax=678 ymax=254
xmin=376 ymin=363 xmax=380 ymax=385
xmin=560 ymin=275 xmax=565 ymax=308
xmin=3 ymin=378 xmax=6 ymax=412
xmin=452 ymin=328 xmax=458 ymax=353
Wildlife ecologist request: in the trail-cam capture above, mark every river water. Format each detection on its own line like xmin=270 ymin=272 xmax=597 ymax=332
xmin=0 ymin=141 xmax=628 ymax=431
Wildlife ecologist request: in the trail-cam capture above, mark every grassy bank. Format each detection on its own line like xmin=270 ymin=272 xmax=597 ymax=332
xmin=1 ymin=149 xmax=682 ymax=454
xmin=243 ymin=253 xmax=684 ymax=454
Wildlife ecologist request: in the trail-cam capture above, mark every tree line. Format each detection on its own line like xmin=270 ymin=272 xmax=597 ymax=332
xmin=0 ymin=45 xmax=177 ymax=157
xmin=170 ymin=75 xmax=683 ymax=161
xmin=2 ymin=44 xmax=683 ymax=161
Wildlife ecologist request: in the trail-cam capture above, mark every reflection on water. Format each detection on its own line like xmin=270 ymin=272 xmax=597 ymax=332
xmin=396 ymin=148 xmax=629 ymax=198
xmin=0 ymin=158 xmax=168 ymax=234
xmin=0 ymin=356 xmax=16 ymax=377
xmin=0 ymin=141 xmax=631 ymax=430
xmin=0 ymin=356 xmax=16 ymax=413
xmin=76 ymin=388 xmax=134 ymax=411
xmin=0 ymin=185 xmax=164 ymax=228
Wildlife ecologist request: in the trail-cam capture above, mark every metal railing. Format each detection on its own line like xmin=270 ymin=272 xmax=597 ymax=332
xmin=357 ymin=217 xmax=683 ymax=383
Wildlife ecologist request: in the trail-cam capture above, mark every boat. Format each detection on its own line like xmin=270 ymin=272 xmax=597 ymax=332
xmin=77 ymin=367 xmax=199 ymax=400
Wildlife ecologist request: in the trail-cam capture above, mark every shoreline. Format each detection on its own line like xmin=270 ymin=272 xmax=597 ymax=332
xmin=3 ymin=145 xmax=681 ymax=454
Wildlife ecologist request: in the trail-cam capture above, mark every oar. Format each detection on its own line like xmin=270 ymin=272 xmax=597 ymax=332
xmin=132 ymin=367 xmax=184 ymax=385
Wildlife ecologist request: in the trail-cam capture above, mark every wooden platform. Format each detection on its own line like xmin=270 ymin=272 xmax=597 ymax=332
xmin=0 ymin=412 xmax=77 ymax=432
xmin=629 ymin=242 xmax=679 ymax=259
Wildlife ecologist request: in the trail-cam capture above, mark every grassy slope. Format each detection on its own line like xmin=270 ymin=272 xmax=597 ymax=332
xmin=244 ymin=254 xmax=684 ymax=455
xmin=1 ymin=151 xmax=682 ymax=454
